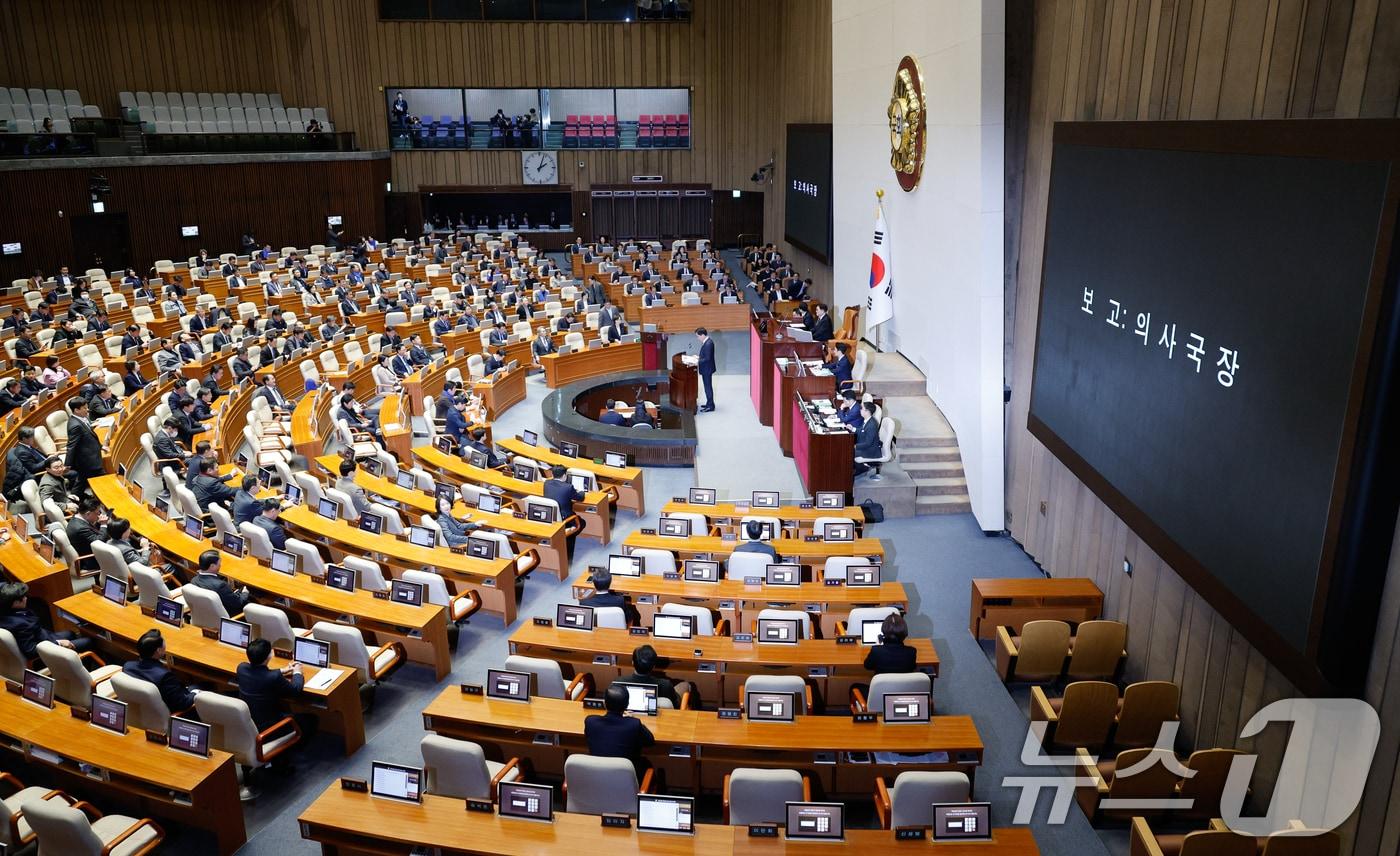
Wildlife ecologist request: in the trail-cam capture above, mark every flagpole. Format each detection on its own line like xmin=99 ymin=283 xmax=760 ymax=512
xmin=874 ymin=188 xmax=884 ymax=354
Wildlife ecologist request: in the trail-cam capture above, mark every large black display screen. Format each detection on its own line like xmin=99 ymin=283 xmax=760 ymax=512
xmin=1029 ymin=128 xmax=1397 ymax=687
xmin=784 ymin=124 xmax=832 ymax=263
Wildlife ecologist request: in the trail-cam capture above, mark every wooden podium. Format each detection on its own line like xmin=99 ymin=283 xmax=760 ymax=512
xmin=669 ymin=353 xmax=698 ymax=412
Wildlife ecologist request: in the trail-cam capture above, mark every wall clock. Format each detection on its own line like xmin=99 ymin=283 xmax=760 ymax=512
xmin=887 ymin=55 xmax=926 ymax=192
xmin=522 ymin=150 xmax=558 ymax=185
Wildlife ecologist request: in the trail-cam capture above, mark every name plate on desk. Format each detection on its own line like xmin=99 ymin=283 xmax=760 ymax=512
xmin=601 ymin=814 xmax=632 ymax=829
xmin=804 ymin=535 xmax=820 ymax=542
xmin=718 ymin=707 xmax=742 ymax=719
xmin=372 ymin=591 xmax=390 ymax=600
xmin=748 ymin=824 xmax=779 ymax=838
xmin=4 ymin=680 xmax=20 ymax=695
xmin=340 ymin=777 xmax=368 ymax=793
xmin=461 ymin=684 xmax=483 ymax=695
xmin=640 ymin=528 xmax=656 ymax=535
xmin=533 ymin=617 xmax=553 ymax=627
xmin=583 ymin=698 xmax=605 ymax=710
xmin=663 ymin=572 xmax=680 ymax=580
xmin=466 ymin=798 xmax=494 ymax=813
xmin=824 ymin=578 xmax=843 ymax=586
xmin=144 ymin=730 xmax=168 ymax=745
xmin=201 ymin=627 xmax=217 ymax=639
xmin=743 ymin=576 xmax=762 ymax=587
xmin=852 ymin=711 xmax=878 ymax=723
xmin=721 ymin=532 xmax=737 ymax=542
xmin=732 ymin=633 xmax=753 ymax=645
xmin=836 ymin=635 xmax=858 ymax=645
xmin=513 ymin=512 xmax=526 ymax=519
xmin=799 ymin=502 xmax=814 ymax=509
xmin=629 ymin=627 xmax=650 ymax=636
xmin=895 ymin=827 xmax=929 ymax=841
xmin=69 ymin=705 xmax=91 ymax=722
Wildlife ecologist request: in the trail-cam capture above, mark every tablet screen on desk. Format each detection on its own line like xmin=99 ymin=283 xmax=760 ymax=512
xmin=390 ymin=579 xmax=424 ymax=606
xmin=815 ymin=492 xmax=844 ymax=509
xmin=358 ymin=512 xmax=383 ymax=535
xmin=498 ymin=782 xmax=552 ymax=821
xmin=526 ymin=502 xmax=555 ymax=523
xmin=326 ymin=565 xmax=356 ymax=592
xmin=764 ymin=564 xmax=801 ymax=586
xmin=169 ymin=716 xmax=210 ymax=757
xmin=466 ymin=536 xmax=497 ymax=560
xmin=882 ymin=692 xmax=931 ymax=724
xmin=153 ymin=495 xmax=170 ymax=520
xmin=435 ymin=436 xmax=454 ymax=455
xmin=155 ymin=596 xmax=183 ymax=627
xmin=637 ymin=794 xmax=694 ymax=834
xmin=512 ymin=462 xmax=536 ymax=482
xmin=90 ymin=694 xmax=127 ymax=734
xmin=822 ymin=522 xmax=854 ymax=542
xmin=658 ymin=516 xmax=691 ymax=538
xmin=933 ymin=803 xmax=992 ymax=841
xmin=757 ymin=617 xmax=802 ymax=643
xmin=522 ymin=429 xmax=538 ymax=446
xmin=751 ymin=490 xmax=780 ymax=509
xmin=653 ymin=613 xmax=695 ymax=640
xmin=486 ymin=668 xmax=531 ymax=702
xmin=468 ymin=449 xmax=489 ymax=470
xmin=604 ymin=451 xmax=627 ymax=469
xmin=408 ymin=525 xmax=437 ymax=548
xmin=370 ymin=761 xmax=423 ymax=803
xmin=21 ymin=670 xmax=53 ymax=709
xmin=559 ymin=441 xmax=580 ymax=458
xmin=182 ymin=514 xmax=203 ymax=539
xmin=614 ymin=682 xmax=658 ymax=715
xmin=317 ymin=498 xmax=340 ymax=520
xmin=556 ymin=604 xmax=594 ymax=630
xmin=294 ymin=637 xmax=330 ymax=668
xmin=569 ymin=473 xmax=592 ymax=493
xmin=395 ymin=472 xmax=416 ymax=490
xmin=362 ymin=458 xmax=382 ymax=477
xmin=270 ymin=549 xmax=297 ymax=575
xmin=221 ymin=532 xmax=245 ymax=557
xmin=846 ymin=564 xmax=880 ymax=587
xmin=607 ymin=554 xmax=643 ymax=577
xmin=861 ymin=620 xmax=884 ymax=645
xmin=683 ymin=560 xmax=719 ymax=582
xmin=285 ymin=483 xmax=303 ymax=504
xmin=219 ymin=618 xmax=251 ymax=649
xmin=101 ymin=575 xmax=128 ymax=605
xmin=434 ymin=484 xmax=457 ymax=504
xmin=477 ymin=493 xmax=502 ymax=514
xmin=745 ymin=690 xmax=796 ymax=722
xmin=687 ymin=487 xmax=716 ymax=505
xmin=785 ymin=802 xmax=843 ymax=840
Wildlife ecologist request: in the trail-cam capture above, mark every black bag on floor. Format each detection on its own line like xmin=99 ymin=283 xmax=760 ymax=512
xmin=860 ymin=499 xmax=885 ymax=523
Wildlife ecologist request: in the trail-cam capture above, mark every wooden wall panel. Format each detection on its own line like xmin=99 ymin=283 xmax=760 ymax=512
xmin=0 ymin=158 xmax=389 ymax=282
xmin=1006 ymin=2 xmax=1400 ymax=853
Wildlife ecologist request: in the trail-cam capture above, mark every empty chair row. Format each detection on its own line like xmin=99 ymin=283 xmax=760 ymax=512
xmin=1 ymin=86 xmax=85 ymax=106
xmin=148 ymin=119 xmax=328 ymax=135
xmin=121 ymin=90 xmax=285 ymax=110
xmin=1 ymin=117 xmax=77 ymax=134
xmin=136 ymin=104 xmax=329 ymax=124
xmin=0 ymin=101 xmax=98 ymax=123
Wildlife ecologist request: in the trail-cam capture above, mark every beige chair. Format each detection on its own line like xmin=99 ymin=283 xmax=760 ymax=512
xmin=1031 ymin=680 xmax=1120 ymax=750
xmin=401 ymin=570 xmax=481 ymax=623
xmin=194 ymin=692 xmax=301 ymax=801
xmin=311 ymin=622 xmax=404 ymax=686
xmin=36 ymin=641 xmax=119 ymax=705
xmin=1115 ymin=681 xmax=1180 ymax=749
xmin=243 ymin=603 xmax=312 ymax=650
xmin=128 ymin=563 xmax=182 ymax=611
xmin=181 ymin=583 xmax=237 ymax=630
xmin=996 ymin=619 xmax=1072 ymax=683
xmin=631 ymin=546 xmax=676 ymax=575
xmin=658 ymin=602 xmax=725 ymax=636
xmin=109 ymin=672 xmax=179 ymax=733
xmin=850 ymin=671 xmax=932 ymax=715
xmin=0 ymin=629 xmax=32 ymax=682
xmin=874 ymin=771 xmax=970 ymax=828
xmin=1066 ymin=619 xmax=1128 ymax=681
xmin=738 ymin=674 xmax=812 ymax=715
xmin=419 ymin=735 xmax=521 ymax=800
xmin=0 ymin=772 xmax=73 ymax=849
xmin=563 ymin=755 xmax=653 ymax=815
xmin=502 ymin=654 xmax=591 ymax=700
xmin=21 ymin=796 xmax=164 ymax=856
xmin=1128 ymin=821 xmax=1266 ymax=856
xmin=723 ymin=768 xmax=809 ymax=824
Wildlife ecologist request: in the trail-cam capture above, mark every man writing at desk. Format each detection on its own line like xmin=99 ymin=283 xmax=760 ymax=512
xmin=611 ymin=644 xmax=681 ymax=708
xmin=585 ymin=684 xmax=655 ymax=779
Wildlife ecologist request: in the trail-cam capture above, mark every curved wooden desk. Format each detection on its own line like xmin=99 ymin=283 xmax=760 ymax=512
xmin=422 ymin=692 xmax=982 ymax=796
xmin=659 ymin=500 xmax=866 ymax=531
xmin=54 ymin=591 xmax=365 ymax=755
xmin=540 ymin=340 xmax=644 ymax=388
xmin=640 ymin=300 xmax=752 ymax=333
xmin=507 ymin=623 xmax=938 ymax=710
xmin=497 ymin=436 xmax=645 ymax=515
xmin=621 ymin=532 xmax=886 ymax=565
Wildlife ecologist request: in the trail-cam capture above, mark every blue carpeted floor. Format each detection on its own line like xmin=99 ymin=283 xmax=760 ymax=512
xmin=196 ymin=250 xmax=1118 ymax=854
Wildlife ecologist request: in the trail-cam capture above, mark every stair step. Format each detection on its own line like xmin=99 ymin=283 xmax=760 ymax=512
xmin=916 ymin=494 xmax=973 ymax=514
xmin=896 ymin=435 xmax=959 ymax=449
xmin=913 ymin=477 xmax=968 ymax=497
xmin=904 ymin=460 xmax=964 ymax=474
xmin=900 ymin=449 xmax=963 ymax=463
xmin=862 ymin=380 xmax=929 ymax=397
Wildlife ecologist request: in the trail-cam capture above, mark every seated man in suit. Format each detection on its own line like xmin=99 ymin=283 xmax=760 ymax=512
xmin=237 ymin=638 xmax=313 ymax=742
xmin=734 ymin=519 xmax=779 ymax=560
xmin=192 ymin=457 xmax=238 ymax=511
xmin=531 ymin=327 xmax=557 ymax=361
xmin=153 ymin=339 xmax=184 ymax=375
xmin=0 ymin=581 xmax=92 ymax=657
xmin=407 ymin=334 xmax=431 ymax=367
xmin=863 ymin=612 xmax=918 ymax=674
xmin=464 ymin=428 xmax=505 ymax=469
xmin=2 ymin=427 xmax=48 ymax=504
xmin=64 ymin=498 xmax=107 ymax=575
xmin=482 ymin=347 xmax=506 ymax=375
xmin=202 ymin=364 xmax=229 ymax=400
xmin=253 ymin=373 xmax=291 ymax=412
xmin=837 ymin=390 xmax=863 ymax=428
xmin=124 ymin=630 xmax=201 ymax=714
xmin=824 ymin=342 xmax=853 ymax=386
xmin=599 ymin=399 xmax=627 ymax=426
xmin=335 ymin=459 xmax=373 ymax=517
xmin=232 ymin=475 xmax=262 ymax=525
xmin=252 ymin=499 xmax=287 ymax=550
xmin=584 ymin=684 xmax=656 ymax=778
xmin=191 ymin=549 xmax=250 ymax=617
xmin=444 ymin=398 xmax=471 ymax=449
xmin=809 ymin=302 xmax=834 ymax=343
xmin=487 ymin=321 xmax=510 ymax=346
xmin=853 ymin=401 xmax=882 ymax=476
xmin=0 ymin=378 xmax=28 ymax=417
xmin=610 ymin=644 xmax=681 ymax=708
xmin=88 ymin=385 xmax=121 ymax=418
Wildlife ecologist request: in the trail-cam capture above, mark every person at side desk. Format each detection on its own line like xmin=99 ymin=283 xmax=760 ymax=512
xmin=444 ymin=398 xmax=472 ymax=450
xmin=585 ymin=684 xmax=655 ymax=779
xmin=599 ymin=400 xmax=627 ymax=426
xmin=0 ymin=377 xmax=27 ymax=417
xmin=106 ymin=517 xmax=155 ymax=568
xmin=464 ymin=428 xmax=505 ymax=469
xmin=192 ymin=458 xmax=238 ymax=512
xmin=532 ymin=327 xmax=557 ymax=361
xmin=0 ymin=582 xmax=93 ymax=657
xmin=863 ymin=613 xmax=917 ymax=674
xmin=125 ymin=630 xmax=200 ymax=715
xmin=232 ymin=475 xmax=262 ymax=526
xmin=192 ymin=549 xmax=250 ymax=617
xmin=837 ymin=390 xmax=863 ymax=429
xmin=122 ymin=359 xmax=150 ymax=396
xmin=824 ymin=342 xmax=853 ymax=386
xmin=237 ymin=638 xmax=314 ymax=751
xmin=809 ymin=303 xmax=834 ymax=343
xmin=611 ymin=644 xmax=680 ymax=708
xmin=253 ymin=499 xmax=288 ymax=551
xmin=435 ymin=498 xmax=482 ymax=548
xmin=853 ymin=401 xmax=882 ymax=476
xmin=734 ymin=520 xmax=779 ymax=560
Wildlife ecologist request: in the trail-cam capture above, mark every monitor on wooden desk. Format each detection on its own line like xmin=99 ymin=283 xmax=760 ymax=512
xmin=556 ymin=604 xmax=594 ymax=630
xmin=745 ymin=690 xmax=796 ymax=722
xmin=477 ymin=493 xmax=502 ymax=514
xmin=559 ymin=440 xmax=580 ymax=458
xmin=371 ymin=761 xmax=424 ymax=803
xmin=270 ymin=548 xmax=298 ymax=575
xmin=815 ymin=491 xmax=845 ymax=509
xmin=652 ymin=613 xmax=695 ymax=640
xmin=486 ymin=668 xmax=531 ymax=702
xmin=499 ymin=781 xmax=553 ymax=822
xmin=408 ymin=525 xmax=437 ymax=548
xmin=637 ymin=794 xmax=694 ymax=835
xmin=786 ymin=802 xmax=844 ymax=841
xmin=658 ymin=516 xmax=690 ymax=538
xmin=90 ymin=694 xmax=128 ymax=734
xmin=295 ymin=637 xmax=331 ymax=668
xmin=219 ymin=618 xmax=252 ymax=649
xmin=683 ymin=560 xmax=720 ymax=583
xmin=22 ymin=669 xmax=54 ymax=709
xmin=688 ymin=487 xmax=716 ymax=505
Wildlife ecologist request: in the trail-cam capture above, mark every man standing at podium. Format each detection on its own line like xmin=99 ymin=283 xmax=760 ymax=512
xmin=695 ymin=327 xmax=715 ymax=412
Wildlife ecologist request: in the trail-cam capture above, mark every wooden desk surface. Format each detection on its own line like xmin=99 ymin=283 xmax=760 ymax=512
xmin=660 ymin=501 xmax=866 ymax=524
xmin=0 ymin=524 xmax=71 ymax=604
xmin=414 ymin=444 xmax=613 ymax=506
xmin=572 ymin=574 xmax=911 ymax=609
xmin=423 ymin=692 xmax=980 ymax=756
xmin=623 ymin=532 xmax=885 ymax=561
xmin=540 ymin=340 xmax=643 ymax=388
xmin=971 ymin=578 xmax=1105 ymax=599
xmin=498 ymin=436 xmax=643 ymax=482
xmin=508 ymin=623 xmax=938 ymax=674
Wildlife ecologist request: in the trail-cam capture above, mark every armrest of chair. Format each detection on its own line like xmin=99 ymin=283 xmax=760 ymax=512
xmin=72 ymin=554 xmax=100 ymax=578
xmin=69 ymin=800 xmax=103 ymax=822
xmin=804 ymin=683 xmax=814 ymax=713
xmin=77 ymin=650 xmax=109 ymax=669
xmin=366 ymin=640 xmax=406 ymax=681
xmin=722 ymin=773 xmax=732 ymax=823
xmin=0 ymin=771 xmax=23 ymax=795
xmin=605 ymin=486 xmax=619 ymax=503
xmin=1029 ymin=685 xmax=1058 ymax=723
xmin=995 ymin=626 xmax=1019 ymax=681
xmin=1074 ymin=747 xmax=1107 ymax=820
xmin=1128 ymin=817 xmax=1167 ymax=856
xmin=715 ymin=618 xmax=730 ymax=637
xmin=513 ymin=547 xmax=540 ymax=577
xmin=489 ymin=757 xmax=521 ymax=796
xmin=100 ymin=817 xmax=164 ymax=856
xmin=1207 ymin=819 xmax=1230 ymax=832
xmin=707 ymin=525 xmax=722 ymax=537
xmin=677 ymin=689 xmax=692 ymax=710
xmin=874 ymin=777 xmax=892 ymax=829
xmin=449 ymin=589 xmax=482 ymax=622
xmin=565 ymin=672 xmax=594 ymax=700
xmin=834 ymin=620 xmax=847 ymax=637
xmin=849 ymin=685 xmax=868 ymax=714
xmin=801 ymin=774 xmax=811 ymax=801
xmin=639 ymin=767 xmax=655 ymax=794
xmin=561 ymin=514 xmax=582 ymax=537
xmin=254 ymin=716 xmax=303 ymax=764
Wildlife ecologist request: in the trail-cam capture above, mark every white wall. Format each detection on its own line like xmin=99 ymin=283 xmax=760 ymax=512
xmin=832 ymin=0 xmax=1005 ymax=530
xmin=615 ymin=88 xmax=690 ymax=122
xmin=464 ymin=88 xmax=540 ymax=121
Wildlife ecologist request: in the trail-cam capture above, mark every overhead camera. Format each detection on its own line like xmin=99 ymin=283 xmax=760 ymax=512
xmin=750 ymin=159 xmax=775 ymax=183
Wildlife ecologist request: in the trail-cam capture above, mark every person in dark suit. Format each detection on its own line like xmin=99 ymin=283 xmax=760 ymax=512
xmin=444 ymin=398 xmax=471 ymax=448
xmin=3 ymin=427 xmax=48 ymax=503
xmin=695 ymin=327 xmax=716 ymax=412
xmin=124 ymin=630 xmax=200 ymax=713
xmin=122 ymin=359 xmax=149 ymax=396
xmin=252 ymin=499 xmax=287 ymax=550
xmin=232 ymin=475 xmax=261 ymax=526
xmin=0 ymin=378 xmax=27 ymax=417
xmin=120 ymin=326 xmax=146 ymax=355
xmin=176 ymin=333 xmax=202 ymax=363
xmin=431 ymin=314 xmax=453 ymax=340
xmin=809 ymin=303 xmax=834 ymax=343
xmin=482 ymin=347 xmax=506 ymax=375
xmin=191 ymin=550 xmax=250 ymax=617
xmin=863 ymin=613 xmax=918 ymax=674
xmin=191 ymin=457 xmax=237 ymax=511
xmin=407 ymin=334 xmax=430 ymax=367
xmin=63 ymin=397 xmax=104 ymax=491
xmin=88 ymin=385 xmax=121 ymax=418
xmin=532 ymin=327 xmax=557 ymax=361
xmin=824 ymin=342 xmax=853 ymax=385
xmin=63 ymin=499 xmax=105 ymax=574
xmin=236 ymin=638 xmax=309 ymax=735
xmin=610 ymin=644 xmax=680 ymax=707
xmin=151 ymin=419 xmax=188 ymax=476
xmin=435 ymin=498 xmax=481 ymax=548
xmin=174 ymin=397 xmax=207 ymax=447
xmin=13 ymin=327 xmax=39 ymax=361
xmin=0 ymin=581 xmax=92 ymax=657
xmin=389 ymin=345 xmax=413 ymax=378
xmin=599 ymin=400 xmax=627 ymax=426
xmin=487 ymin=322 xmax=509 ymax=346
xmin=733 ymin=520 xmax=779 ymax=560
xmin=253 ymin=374 xmax=290 ymax=411
xmin=838 ymin=390 xmax=863 ymax=428
xmin=543 ymin=464 xmax=584 ymax=556
xmin=584 ymin=684 xmax=655 ymax=777
xmin=853 ymin=401 xmax=882 ymax=476
xmin=464 ymin=428 xmax=504 ymax=468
